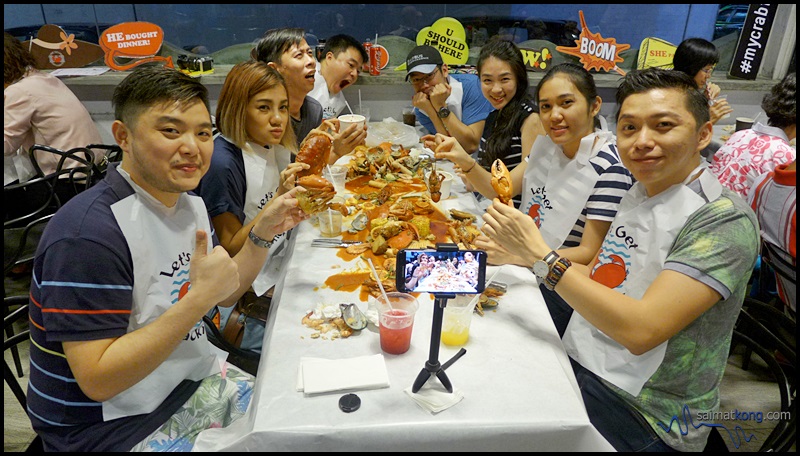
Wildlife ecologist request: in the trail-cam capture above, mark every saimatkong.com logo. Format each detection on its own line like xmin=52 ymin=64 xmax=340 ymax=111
xmin=657 ymin=405 xmax=791 ymax=449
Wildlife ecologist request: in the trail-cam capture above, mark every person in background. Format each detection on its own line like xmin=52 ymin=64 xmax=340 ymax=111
xmin=711 ymin=72 xmax=796 ymax=198
xmin=748 ymin=158 xmax=796 ymax=314
xmin=308 ymin=34 xmax=368 ymax=120
xmin=406 ymin=45 xmax=494 ymax=154
xmin=429 ymin=38 xmax=544 ymax=208
xmin=26 ymin=65 xmax=307 ymax=452
xmin=482 ymin=68 xmax=759 ymax=452
xmin=195 ymin=61 xmax=308 ymax=355
xmin=672 ymin=37 xmax=733 ymax=125
xmin=252 ymin=27 xmax=364 ymax=160
xmin=4 ymin=32 xmax=103 ymax=177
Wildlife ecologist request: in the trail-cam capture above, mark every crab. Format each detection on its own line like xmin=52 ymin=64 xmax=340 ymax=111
xmin=491 ymin=159 xmax=513 ymax=205
xmin=388 ymin=199 xmax=414 ymax=221
xmin=427 ymin=163 xmax=444 ymax=202
xmin=296 ymin=174 xmax=336 ymax=214
xmin=296 ymin=120 xmax=336 ymax=178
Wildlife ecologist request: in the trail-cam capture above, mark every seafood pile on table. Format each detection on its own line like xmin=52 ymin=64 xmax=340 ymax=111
xmin=312 ymin=142 xmax=484 ymax=299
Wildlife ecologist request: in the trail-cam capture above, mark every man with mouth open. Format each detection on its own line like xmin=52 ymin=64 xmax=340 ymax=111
xmin=253 ymin=28 xmax=365 ymax=160
xmin=309 ymin=34 xmax=368 ymax=120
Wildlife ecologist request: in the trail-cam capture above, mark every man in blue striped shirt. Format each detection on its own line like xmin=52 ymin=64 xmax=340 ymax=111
xmin=26 ymin=65 xmax=307 ymax=452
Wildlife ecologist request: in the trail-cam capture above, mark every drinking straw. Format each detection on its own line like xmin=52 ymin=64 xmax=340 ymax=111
xmin=343 ymin=97 xmax=354 ymax=115
xmin=358 ymin=89 xmax=363 ymax=115
xmin=367 ymin=258 xmax=391 ymax=308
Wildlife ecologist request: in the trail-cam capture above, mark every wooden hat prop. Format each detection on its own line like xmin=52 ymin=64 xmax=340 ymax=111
xmin=23 ymin=24 xmax=104 ymax=69
xmin=100 ymin=22 xmax=173 ymax=71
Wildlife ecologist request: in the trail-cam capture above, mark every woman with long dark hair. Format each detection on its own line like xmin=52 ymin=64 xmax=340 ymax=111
xmin=432 ymin=37 xmax=543 ymax=207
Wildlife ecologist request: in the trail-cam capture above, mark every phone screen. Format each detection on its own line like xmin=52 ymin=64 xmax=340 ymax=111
xmin=396 ymin=249 xmax=487 ymax=294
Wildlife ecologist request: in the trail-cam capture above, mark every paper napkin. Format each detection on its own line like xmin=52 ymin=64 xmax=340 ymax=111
xmin=298 ymin=354 xmax=390 ymax=395
xmin=404 ymin=384 xmax=465 ymax=414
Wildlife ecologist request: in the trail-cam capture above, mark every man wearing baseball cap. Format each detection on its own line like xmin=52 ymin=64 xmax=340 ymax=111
xmin=406 ymin=45 xmax=492 ymax=153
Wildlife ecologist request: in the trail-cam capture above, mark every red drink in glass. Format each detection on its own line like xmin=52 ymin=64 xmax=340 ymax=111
xmin=379 ymin=309 xmax=414 ymax=354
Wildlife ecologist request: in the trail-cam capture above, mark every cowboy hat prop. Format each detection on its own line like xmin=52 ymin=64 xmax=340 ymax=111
xmin=100 ymin=22 xmax=173 ymax=71
xmin=23 ymin=24 xmax=104 ymax=69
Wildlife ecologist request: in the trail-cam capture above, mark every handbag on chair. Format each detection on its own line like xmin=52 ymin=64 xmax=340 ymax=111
xmin=203 ymin=288 xmax=273 ymax=376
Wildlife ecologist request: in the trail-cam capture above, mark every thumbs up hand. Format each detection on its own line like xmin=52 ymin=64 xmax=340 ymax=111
xmin=189 ymin=230 xmax=240 ymax=309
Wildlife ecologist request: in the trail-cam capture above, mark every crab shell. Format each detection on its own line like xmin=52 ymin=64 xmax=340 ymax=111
xmin=296 ymin=132 xmax=333 ymax=178
xmin=296 ymin=174 xmax=336 ymax=214
xmin=491 ymin=159 xmax=512 ymax=205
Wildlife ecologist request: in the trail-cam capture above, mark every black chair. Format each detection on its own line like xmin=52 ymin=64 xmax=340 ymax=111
xmin=760 ymin=240 xmax=796 ymax=313
xmin=86 ymin=143 xmax=123 ymax=173
xmin=203 ymin=311 xmax=260 ymax=376
xmin=3 ymin=302 xmax=44 ymax=452
xmin=28 ymin=144 xmax=102 ymax=205
xmin=727 ymin=304 xmax=796 ymax=452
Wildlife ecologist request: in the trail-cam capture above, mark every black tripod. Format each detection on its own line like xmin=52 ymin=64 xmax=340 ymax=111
xmin=411 ymin=293 xmax=467 ymax=393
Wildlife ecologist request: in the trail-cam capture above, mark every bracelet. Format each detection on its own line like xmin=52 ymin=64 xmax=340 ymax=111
xmin=248 ymin=228 xmax=275 ymax=249
xmin=462 ymin=160 xmax=477 ymax=174
xmin=544 ymin=257 xmax=572 ymax=291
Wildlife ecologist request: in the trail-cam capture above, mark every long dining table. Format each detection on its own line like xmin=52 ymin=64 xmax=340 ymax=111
xmin=192 ymin=160 xmax=615 ymax=452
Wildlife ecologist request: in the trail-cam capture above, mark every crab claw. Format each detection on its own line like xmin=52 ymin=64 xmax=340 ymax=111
xmin=296 ymin=174 xmax=336 ymax=214
xmin=491 ymin=159 xmax=512 ymax=205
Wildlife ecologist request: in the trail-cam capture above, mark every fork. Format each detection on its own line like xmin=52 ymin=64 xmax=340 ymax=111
xmin=311 ymin=239 xmax=363 ymax=248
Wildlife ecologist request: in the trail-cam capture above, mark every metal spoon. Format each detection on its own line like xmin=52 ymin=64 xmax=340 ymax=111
xmin=340 ymin=303 xmax=368 ymax=331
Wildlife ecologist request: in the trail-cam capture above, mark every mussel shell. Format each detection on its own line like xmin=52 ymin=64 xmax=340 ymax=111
xmin=349 ymin=212 xmax=369 ymax=232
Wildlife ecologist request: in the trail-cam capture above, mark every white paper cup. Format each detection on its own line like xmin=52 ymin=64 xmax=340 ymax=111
xmin=426 ymin=170 xmax=454 ymax=199
xmin=338 ymin=114 xmax=366 ymax=132
xmin=439 ymin=171 xmax=454 ymax=200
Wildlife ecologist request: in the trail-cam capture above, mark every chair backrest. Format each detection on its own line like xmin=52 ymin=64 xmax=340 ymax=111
xmin=3 ymin=173 xmax=60 ymax=229
xmin=4 ymin=303 xmax=31 ymax=410
xmin=86 ymin=143 xmax=123 ymax=173
xmin=761 ymin=240 xmax=796 ymax=310
xmin=731 ymin=301 xmax=796 ymax=451
xmin=3 ymin=301 xmax=44 ymax=452
xmin=28 ymin=144 xmax=102 ymax=204
xmin=4 ymin=212 xmax=55 ymax=277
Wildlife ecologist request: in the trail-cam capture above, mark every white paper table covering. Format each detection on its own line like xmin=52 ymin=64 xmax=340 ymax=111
xmin=193 ymin=159 xmax=614 ymax=452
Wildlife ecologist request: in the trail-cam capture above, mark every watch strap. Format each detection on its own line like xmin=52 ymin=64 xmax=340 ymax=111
xmin=248 ymin=228 xmax=275 ymax=249
xmin=542 ymin=251 xmax=559 ymax=267
xmin=544 ymin=257 xmax=572 ymax=291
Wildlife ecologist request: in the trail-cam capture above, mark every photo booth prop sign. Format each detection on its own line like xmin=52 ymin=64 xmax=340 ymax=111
xmin=636 ymin=37 xmax=676 ymax=70
xmin=519 ymin=47 xmax=555 ymax=72
xmin=396 ymin=17 xmax=469 ymax=71
xmin=100 ymin=22 xmax=173 ymax=71
xmin=23 ymin=24 xmax=104 ymax=69
xmin=556 ymin=11 xmax=630 ymax=76
xmin=729 ymin=4 xmax=777 ymax=80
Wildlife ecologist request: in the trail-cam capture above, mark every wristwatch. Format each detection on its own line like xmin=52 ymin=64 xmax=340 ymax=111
xmin=248 ymin=228 xmax=275 ymax=249
xmin=437 ymin=106 xmax=451 ymax=119
xmin=531 ymin=251 xmax=559 ymax=280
